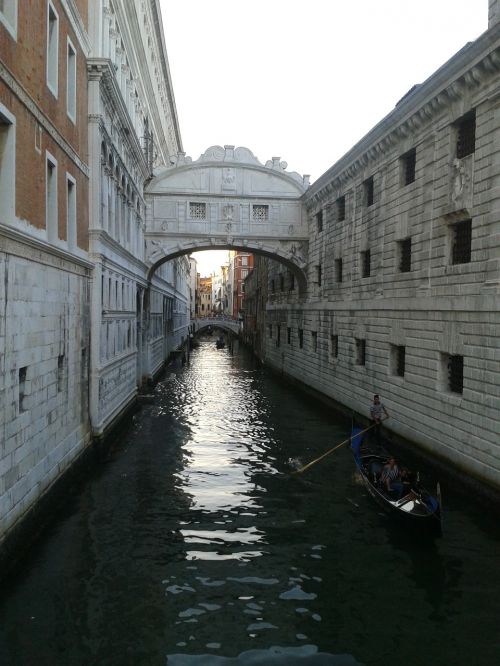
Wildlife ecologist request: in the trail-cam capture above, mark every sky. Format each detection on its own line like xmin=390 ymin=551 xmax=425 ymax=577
xmin=159 ymin=0 xmax=487 ymax=275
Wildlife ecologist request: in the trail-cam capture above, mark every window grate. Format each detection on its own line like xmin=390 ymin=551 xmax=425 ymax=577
xmin=316 ymin=210 xmax=323 ymax=232
xmin=337 ymin=196 xmax=346 ymax=222
xmin=452 ymin=219 xmax=472 ymax=264
xmin=252 ymin=204 xmax=269 ymax=221
xmin=456 ymin=111 xmax=476 ymax=159
xmin=189 ymin=202 xmax=206 ymax=219
xmin=402 ymin=148 xmax=416 ymax=185
xmin=395 ymin=345 xmax=405 ymax=377
xmin=312 ymin=331 xmax=318 ymax=352
xmin=362 ymin=250 xmax=371 ymax=277
xmin=331 ymin=334 xmax=338 ymax=359
xmin=298 ymin=328 xmax=304 ymax=349
xmin=287 ymin=327 xmax=291 ymax=344
xmin=355 ymin=338 xmax=366 ymax=365
xmin=316 ymin=264 xmax=322 ymax=286
xmin=364 ymin=177 xmax=374 ymax=207
xmin=448 ymin=355 xmax=464 ymax=393
xmin=399 ymin=238 xmax=412 ymax=272
xmin=336 ymin=258 xmax=343 ymax=283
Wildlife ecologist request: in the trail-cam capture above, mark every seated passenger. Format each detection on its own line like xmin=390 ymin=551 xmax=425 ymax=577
xmin=380 ymin=457 xmax=404 ymax=498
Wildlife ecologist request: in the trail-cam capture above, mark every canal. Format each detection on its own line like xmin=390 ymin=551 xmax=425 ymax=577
xmin=0 ymin=340 xmax=499 ymax=665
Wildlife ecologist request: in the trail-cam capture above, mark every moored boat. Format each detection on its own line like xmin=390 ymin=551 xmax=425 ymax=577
xmin=351 ymin=427 xmax=442 ymax=535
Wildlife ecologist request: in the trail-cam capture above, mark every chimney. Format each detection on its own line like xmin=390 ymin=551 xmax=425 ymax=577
xmin=489 ymin=0 xmax=500 ymax=28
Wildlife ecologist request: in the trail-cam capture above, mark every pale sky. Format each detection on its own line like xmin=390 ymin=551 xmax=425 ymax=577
xmin=159 ymin=0 xmax=487 ymax=275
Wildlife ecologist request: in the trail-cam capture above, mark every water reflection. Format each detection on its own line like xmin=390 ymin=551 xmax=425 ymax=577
xmin=0 ymin=341 xmax=499 ymax=666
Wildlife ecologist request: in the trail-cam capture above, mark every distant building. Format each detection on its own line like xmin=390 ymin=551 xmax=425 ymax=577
xmin=198 ymin=276 xmax=212 ymax=315
xmin=230 ymin=251 xmax=253 ymax=319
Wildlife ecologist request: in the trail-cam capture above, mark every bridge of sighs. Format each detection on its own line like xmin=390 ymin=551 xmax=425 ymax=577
xmin=144 ymin=145 xmax=311 ymax=292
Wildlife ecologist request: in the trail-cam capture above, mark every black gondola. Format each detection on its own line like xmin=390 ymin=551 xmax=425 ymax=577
xmin=216 ymin=336 xmax=225 ymax=349
xmin=351 ymin=427 xmax=442 ymax=536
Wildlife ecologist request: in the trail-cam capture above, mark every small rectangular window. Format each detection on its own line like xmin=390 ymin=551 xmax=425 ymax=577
xmin=361 ymin=250 xmax=371 ymax=278
xmin=268 ymin=324 xmax=273 ymax=339
xmin=276 ymin=324 xmax=281 ymax=347
xmin=448 ymin=354 xmax=464 ymax=394
xmin=391 ymin=345 xmax=405 ymax=377
xmin=287 ymin=327 xmax=291 ymax=344
xmin=337 ymin=195 xmax=346 ymax=222
xmin=456 ymin=110 xmax=476 ymax=159
xmin=67 ymin=38 xmax=77 ymax=121
xmin=57 ymin=354 xmax=65 ymax=392
xmin=189 ymin=202 xmax=206 ymax=219
xmin=298 ymin=328 xmax=304 ymax=349
xmin=289 ymin=272 xmax=295 ymax=291
xmin=451 ymin=219 xmax=472 ymax=265
xmin=280 ymin=274 xmax=284 ymax=291
xmin=46 ymin=153 xmax=58 ymax=242
xmin=0 ymin=107 xmax=16 ymax=222
xmin=312 ymin=331 xmax=318 ymax=352
xmin=47 ymin=2 xmax=59 ymax=96
xmin=316 ymin=264 xmax=322 ymax=286
xmin=330 ymin=334 xmax=339 ymax=360
xmin=399 ymin=238 xmax=412 ymax=272
xmin=401 ymin=148 xmax=416 ymax=185
xmin=364 ymin=176 xmax=374 ymax=207
xmin=66 ymin=175 xmax=76 ymax=249
xmin=355 ymin=338 xmax=366 ymax=366
xmin=335 ymin=258 xmax=343 ymax=283
xmin=19 ymin=365 xmax=27 ymax=412
xmin=316 ymin=210 xmax=323 ymax=232
xmin=252 ymin=204 xmax=269 ymax=221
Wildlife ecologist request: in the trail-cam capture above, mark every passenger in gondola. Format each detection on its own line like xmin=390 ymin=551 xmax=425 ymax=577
xmin=380 ymin=457 xmax=404 ymax=498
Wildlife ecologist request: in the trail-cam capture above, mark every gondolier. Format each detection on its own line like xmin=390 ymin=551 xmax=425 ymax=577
xmin=369 ymin=394 xmax=389 ymax=444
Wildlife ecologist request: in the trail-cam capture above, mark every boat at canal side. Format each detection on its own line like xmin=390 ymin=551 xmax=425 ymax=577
xmin=351 ymin=428 xmax=442 ymax=536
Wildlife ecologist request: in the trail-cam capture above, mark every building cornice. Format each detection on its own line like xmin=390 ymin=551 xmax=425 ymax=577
xmin=87 ymin=58 xmax=149 ymax=180
xmin=0 ymin=62 xmax=89 ymax=177
xmin=305 ymin=25 xmax=500 ymax=211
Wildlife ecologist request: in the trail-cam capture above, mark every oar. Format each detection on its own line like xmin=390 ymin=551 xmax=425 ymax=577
xmin=292 ymin=422 xmax=377 ymax=475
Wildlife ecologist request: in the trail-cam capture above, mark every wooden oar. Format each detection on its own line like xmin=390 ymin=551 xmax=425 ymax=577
xmin=292 ymin=422 xmax=377 ymax=475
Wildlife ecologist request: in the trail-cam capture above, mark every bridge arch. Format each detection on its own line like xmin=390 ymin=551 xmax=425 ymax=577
xmin=144 ymin=145 xmax=310 ymax=293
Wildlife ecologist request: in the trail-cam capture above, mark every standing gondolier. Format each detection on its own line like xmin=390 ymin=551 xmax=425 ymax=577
xmin=369 ymin=394 xmax=389 ymax=444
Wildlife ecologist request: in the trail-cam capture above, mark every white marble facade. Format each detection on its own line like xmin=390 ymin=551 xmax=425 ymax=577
xmin=262 ymin=19 xmax=500 ymax=491
xmin=87 ymin=0 xmax=188 ymax=435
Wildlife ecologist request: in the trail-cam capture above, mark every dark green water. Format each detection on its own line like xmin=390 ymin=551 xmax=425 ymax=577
xmin=0 ymin=341 xmax=499 ymax=666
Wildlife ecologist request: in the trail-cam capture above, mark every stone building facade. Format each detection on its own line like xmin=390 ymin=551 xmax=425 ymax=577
xmin=248 ymin=11 xmax=500 ymax=491
xmin=0 ymin=0 xmax=92 ymax=545
xmin=0 ymin=1 xmax=190 ymax=553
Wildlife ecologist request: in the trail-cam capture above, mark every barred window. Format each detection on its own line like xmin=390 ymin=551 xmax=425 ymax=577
xmin=361 ymin=250 xmax=371 ymax=278
xmin=316 ymin=264 xmax=322 ymax=286
xmin=364 ymin=176 xmax=374 ymax=207
xmin=456 ymin=110 xmax=476 ymax=159
xmin=316 ymin=210 xmax=323 ymax=232
xmin=448 ymin=354 xmax=464 ymax=394
xmin=290 ymin=272 xmax=295 ymax=291
xmin=298 ymin=328 xmax=304 ymax=349
xmin=280 ymin=274 xmax=284 ymax=291
xmin=312 ymin=331 xmax=318 ymax=352
xmin=355 ymin=338 xmax=366 ymax=366
xmin=335 ymin=258 xmax=343 ymax=283
xmin=401 ymin=148 xmax=416 ymax=186
xmin=268 ymin=324 xmax=273 ymax=339
xmin=337 ymin=195 xmax=346 ymax=222
xmin=189 ymin=202 xmax=206 ymax=219
xmin=276 ymin=324 xmax=281 ymax=347
xmin=330 ymin=334 xmax=339 ymax=360
xmin=451 ymin=219 xmax=472 ymax=264
xmin=287 ymin=327 xmax=291 ymax=344
xmin=391 ymin=345 xmax=405 ymax=377
xmin=252 ymin=204 xmax=269 ymax=221
xmin=399 ymin=238 xmax=412 ymax=272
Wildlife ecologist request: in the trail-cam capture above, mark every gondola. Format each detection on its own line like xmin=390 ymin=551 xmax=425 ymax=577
xmin=351 ymin=427 xmax=442 ymax=536
xmin=215 ymin=337 xmax=225 ymax=349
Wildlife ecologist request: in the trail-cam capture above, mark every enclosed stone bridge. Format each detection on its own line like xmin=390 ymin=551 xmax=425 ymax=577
xmin=193 ymin=317 xmax=240 ymax=335
xmin=144 ymin=145 xmax=310 ymax=291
